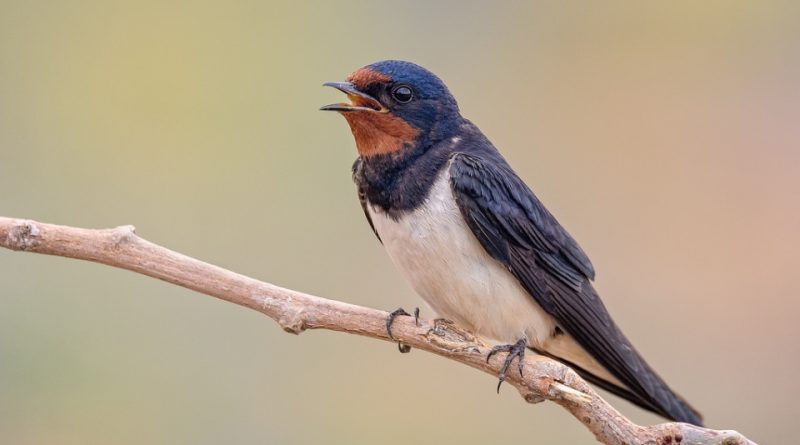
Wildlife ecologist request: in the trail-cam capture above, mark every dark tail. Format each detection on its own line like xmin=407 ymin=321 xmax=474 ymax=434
xmin=533 ymin=347 xmax=704 ymax=426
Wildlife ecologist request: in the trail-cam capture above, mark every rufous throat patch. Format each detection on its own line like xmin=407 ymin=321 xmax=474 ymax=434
xmin=342 ymin=111 xmax=419 ymax=157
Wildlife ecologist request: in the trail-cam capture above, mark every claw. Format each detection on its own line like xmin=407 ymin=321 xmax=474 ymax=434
xmin=386 ymin=308 xmax=411 ymax=340
xmin=486 ymin=338 xmax=527 ymax=393
xmin=386 ymin=307 xmax=424 ymax=353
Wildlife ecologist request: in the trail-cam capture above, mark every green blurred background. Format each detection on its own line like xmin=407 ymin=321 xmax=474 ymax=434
xmin=1 ymin=1 xmax=798 ymax=443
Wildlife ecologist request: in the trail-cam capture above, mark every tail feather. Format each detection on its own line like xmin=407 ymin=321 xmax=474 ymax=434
xmin=533 ymin=347 xmax=703 ymax=426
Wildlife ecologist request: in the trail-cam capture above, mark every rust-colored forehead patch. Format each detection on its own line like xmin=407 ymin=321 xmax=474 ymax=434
xmin=347 ymin=67 xmax=391 ymax=89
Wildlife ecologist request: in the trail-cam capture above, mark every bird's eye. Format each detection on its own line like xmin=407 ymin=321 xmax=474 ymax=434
xmin=391 ymin=85 xmax=413 ymax=103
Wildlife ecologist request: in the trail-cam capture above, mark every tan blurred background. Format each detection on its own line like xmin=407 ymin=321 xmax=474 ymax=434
xmin=1 ymin=1 xmax=798 ymax=443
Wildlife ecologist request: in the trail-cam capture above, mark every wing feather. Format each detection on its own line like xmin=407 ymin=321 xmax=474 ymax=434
xmin=449 ymin=152 xmax=702 ymax=425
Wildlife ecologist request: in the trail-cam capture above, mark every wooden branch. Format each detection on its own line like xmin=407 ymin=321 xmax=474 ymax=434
xmin=0 ymin=216 xmax=756 ymax=445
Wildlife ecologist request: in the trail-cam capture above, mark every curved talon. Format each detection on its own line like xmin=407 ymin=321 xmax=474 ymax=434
xmin=387 ymin=307 xmax=416 ymax=353
xmin=486 ymin=338 xmax=528 ymax=393
xmin=413 ymin=307 xmax=420 ymax=326
xmin=386 ymin=308 xmax=411 ymax=340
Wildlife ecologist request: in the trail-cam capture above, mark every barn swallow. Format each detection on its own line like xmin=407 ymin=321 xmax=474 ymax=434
xmin=322 ymin=60 xmax=703 ymax=425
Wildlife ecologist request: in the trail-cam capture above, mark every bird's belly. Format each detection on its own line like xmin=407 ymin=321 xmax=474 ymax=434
xmin=367 ymin=171 xmax=556 ymax=346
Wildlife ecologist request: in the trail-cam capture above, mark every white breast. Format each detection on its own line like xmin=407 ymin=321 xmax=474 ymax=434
xmin=368 ymin=165 xmax=624 ymax=386
xmin=367 ymin=167 xmax=556 ymax=347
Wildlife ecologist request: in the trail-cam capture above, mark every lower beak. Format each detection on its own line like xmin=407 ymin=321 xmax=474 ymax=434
xmin=320 ymin=81 xmax=388 ymax=113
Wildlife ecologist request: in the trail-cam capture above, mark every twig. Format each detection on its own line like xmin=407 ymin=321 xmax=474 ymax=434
xmin=0 ymin=216 xmax=756 ymax=445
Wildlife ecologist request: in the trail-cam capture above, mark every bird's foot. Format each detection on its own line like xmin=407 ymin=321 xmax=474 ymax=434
xmin=386 ymin=307 xmax=420 ymax=353
xmin=486 ymin=338 xmax=528 ymax=393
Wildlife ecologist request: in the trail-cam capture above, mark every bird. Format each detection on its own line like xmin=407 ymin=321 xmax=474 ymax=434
xmin=321 ymin=60 xmax=703 ymax=426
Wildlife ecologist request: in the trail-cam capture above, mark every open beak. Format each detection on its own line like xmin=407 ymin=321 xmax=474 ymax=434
xmin=320 ymin=81 xmax=388 ymax=113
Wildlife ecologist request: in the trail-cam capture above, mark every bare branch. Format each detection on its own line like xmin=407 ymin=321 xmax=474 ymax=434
xmin=0 ymin=216 xmax=756 ymax=445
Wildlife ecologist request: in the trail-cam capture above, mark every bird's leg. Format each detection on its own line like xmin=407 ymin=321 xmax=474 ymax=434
xmin=386 ymin=307 xmax=420 ymax=353
xmin=486 ymin=338 xmax=528 ymax=393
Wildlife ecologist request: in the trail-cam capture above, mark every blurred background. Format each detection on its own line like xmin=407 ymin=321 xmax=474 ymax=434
xmin=1 ymin=1 xmax=798 ymax=443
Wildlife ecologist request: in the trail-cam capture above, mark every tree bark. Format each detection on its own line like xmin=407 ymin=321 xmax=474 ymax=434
xmin=0 ymin=216 xmax=756 ymax=445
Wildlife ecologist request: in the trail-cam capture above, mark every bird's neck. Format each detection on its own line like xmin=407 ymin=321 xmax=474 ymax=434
xmin=356 ymin=138 xmax=454 ymax=216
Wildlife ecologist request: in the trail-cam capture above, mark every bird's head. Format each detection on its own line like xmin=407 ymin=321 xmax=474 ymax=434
xmin=322 ymin=60 xmax=461 ymax=157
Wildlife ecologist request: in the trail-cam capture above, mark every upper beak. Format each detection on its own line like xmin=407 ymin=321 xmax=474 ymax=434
xmin=320 ymin=81 xmax=388 ymax=113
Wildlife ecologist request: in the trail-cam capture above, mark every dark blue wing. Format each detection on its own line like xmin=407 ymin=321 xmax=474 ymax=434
xmin=449 ymin=152 xmax=702 ymax=425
